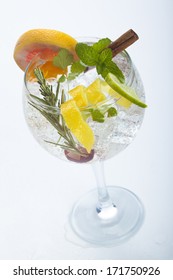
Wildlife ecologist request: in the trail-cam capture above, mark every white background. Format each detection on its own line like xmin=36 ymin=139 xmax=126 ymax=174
xmin=0 ymin=0 xmax=172 ymax=260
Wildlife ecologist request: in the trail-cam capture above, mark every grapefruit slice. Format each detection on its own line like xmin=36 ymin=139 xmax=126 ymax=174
xmin=13 ymin=29 xmax=77 ymax=77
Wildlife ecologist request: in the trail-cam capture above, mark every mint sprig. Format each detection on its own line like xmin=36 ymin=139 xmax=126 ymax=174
xmin=98 ymin=60 xmax=125 ymax=82
xmin=75 ymin=39 xmax=125 ymax=83
xmin=52 ymin=38 xmax=125 ymax=84
xmin=92 ymin=38 xmax=111 ymax=52
xmin=75 ymin=44 xmax=99 ymax=66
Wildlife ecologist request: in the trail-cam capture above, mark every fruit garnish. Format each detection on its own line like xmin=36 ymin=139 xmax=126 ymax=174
xmin=85 ymin=79 xmax=106 ymax=105
xmin=105 ymin=73 xmax=147 ymax=108
xmin=15 ymin=29 xmax=146 ymax=162
xmin=13 ymin=29 xmax=77 ymax=77
xmin=109 ymin=89 xmax=132 ymax=109
xmin=61 ymin=100 xmax=95 ymax=153
xmin=101 ymin=81 xmax=132 ymax=108
xmin=108 ymin=89 xmax=132 ymax=108
xmin=69 ymin=85 xmax=88 ymax=108
xmin=30 ymin=68 xmax=91 ymax=157
xmin=68 ymin=79 xmax=117 ymax=123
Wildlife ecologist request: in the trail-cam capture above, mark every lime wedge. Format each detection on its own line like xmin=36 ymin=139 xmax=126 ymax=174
xmin=105 ymin=73 xmax=147 ymax=108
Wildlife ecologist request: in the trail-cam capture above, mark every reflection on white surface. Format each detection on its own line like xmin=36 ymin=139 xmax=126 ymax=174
xmin=0 ymin=0 xmax=173 ymax=259
xmin=97 ymin=205 xmax=118 ymax=220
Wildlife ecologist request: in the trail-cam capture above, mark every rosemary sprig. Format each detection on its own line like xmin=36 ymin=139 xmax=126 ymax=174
xmin=33 ymin=68 xmax=56 ymax=106
xmin=29 ymin=68 xmax=86 ymax=155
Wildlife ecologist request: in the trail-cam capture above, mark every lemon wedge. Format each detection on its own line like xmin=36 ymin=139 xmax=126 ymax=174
xmin=85 ymin=79 xmax=106 ymax=105
xmin=61 ymin=100 xmax=94 ymax=153
xmin=69 ymin=85 xmax=88 ymax=108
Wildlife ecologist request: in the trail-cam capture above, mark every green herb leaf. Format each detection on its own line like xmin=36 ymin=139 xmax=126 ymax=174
xmin=101 ymin=60 xmax=125 ymax=83
xmin=90 ymin=109 xmax=105 ymax=123
xmin=33 ymin=67 xmax=87 ymax=156
xmin=71 ymin=60 xmax=86 ymax=74
xmin=53 ymin=48 xmax=74 ymax=69
xmin=107 ymin=107 xmax=117 ymax=117
xmin=75 ymin=40 xmax=124 ymax=83
xmin=95 ymin=48 xmax=113 ymax=75
xmin=75 ymin=43 xmax=99 ymax=66
xmin=92 ymin=38 xmax=111 ymax=53
xmin=99 ymin=48 xmax=112 ymax=64
xmin=58 ymin=75 xmax=66 ymax=83
xmin=96 ymin=63 xmax=104 ymax=75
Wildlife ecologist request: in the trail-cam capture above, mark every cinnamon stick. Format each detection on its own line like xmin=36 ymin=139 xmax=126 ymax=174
xmin=108 ymin=29 xmax=139 ymax=57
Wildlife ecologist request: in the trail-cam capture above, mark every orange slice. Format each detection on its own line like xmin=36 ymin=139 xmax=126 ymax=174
xmin=13 ymin=29 xmax=77 ymax=77
xmin=61 ymin=100 xmax=94 ymax=153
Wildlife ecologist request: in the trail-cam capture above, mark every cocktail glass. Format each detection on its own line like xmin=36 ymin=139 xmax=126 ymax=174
xmin=23 ymin=38 xmax=145 ymax=246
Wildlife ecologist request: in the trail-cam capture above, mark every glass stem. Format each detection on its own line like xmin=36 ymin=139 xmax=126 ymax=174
xmin=92 ymin=160 xmax=115 ymax=213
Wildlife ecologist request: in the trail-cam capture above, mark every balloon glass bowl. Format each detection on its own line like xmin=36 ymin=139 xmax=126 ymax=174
xmin=23 ymin=38 xmax=146 ymax=246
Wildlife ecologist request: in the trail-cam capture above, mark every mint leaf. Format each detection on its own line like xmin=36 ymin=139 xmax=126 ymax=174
xmin=66 ymin=61 xmax=86 ymax=81
xmin=107 ymin=107 xmax=117 ymax=117
xmin=96 ymin=48 xmax=113 ymax=74
xmin=71 ymin=60 xmax=86 ymax=74
xmin=96 ymin=63 xmax=104 ymax=75
xmin=53 ymin=48 xmax=74 ymax=69
xmin=101 ymin=61 xmax=125 ymax=83
xmin=92 ymin=38 xmax=111 ymax=53
xmin=75 ymin=43 xmax=99 ymax=66
xmin=58 ymin=75 xmax=66 ymax=83
xmin=90 ymin=109 xmax=105 ymax=123
xmin=106 ymin=61 xmax=125 ymax=83
xmin=99 ymin=48 xmax=112 ymax=64
xmin=75 ymin=39 xmax=125 ymax=84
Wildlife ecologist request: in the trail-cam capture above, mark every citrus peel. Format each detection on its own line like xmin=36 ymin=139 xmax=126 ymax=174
xmin=13 ymin=29 xmax=77 ymax=77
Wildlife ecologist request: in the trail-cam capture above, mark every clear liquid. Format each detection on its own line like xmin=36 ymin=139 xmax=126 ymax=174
xmin=23 ymin=53 xmax=145 ymax=162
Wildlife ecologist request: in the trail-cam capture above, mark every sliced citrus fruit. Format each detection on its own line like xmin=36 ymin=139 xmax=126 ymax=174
xmin=26 ymin=59 xmax=67 ymax=81
xmin=101 ymin=81 xmax=132 ymax=108
xmin=13 ymin=29 xmax=77 ymax=77
xmin=61 ymin=100 xmax=94 ymax=153
xmin=85 ymin=79 xmax=106 ymax=105
xmin=105 ymin=73 xmax=147 ymax=108
xmin=69 ymin=85 xmax=88 ymax=108
xmin=108 ymin=89 xmax=132 ymax=108
xmin=38 ymin=61 xmax=67 ymax=79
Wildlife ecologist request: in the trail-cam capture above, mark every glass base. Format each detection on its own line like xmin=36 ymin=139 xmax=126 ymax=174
xmin=70 ymin=186 xmax=144 ymax=246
